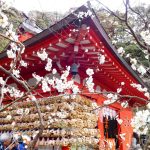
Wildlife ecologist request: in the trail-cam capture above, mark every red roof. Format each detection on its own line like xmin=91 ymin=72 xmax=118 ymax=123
xmin=0 ymin=3 xmax=148 ymax=105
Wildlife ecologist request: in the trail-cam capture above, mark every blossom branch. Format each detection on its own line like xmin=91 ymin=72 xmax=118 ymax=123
xmin=0 ymin=66 xmax=29 ymax=91
xmin=82 ymin=91 xmax=149 ymax=102
xmin=28 ymin=100 xmax=44 ymax=150
xmin=0 ymin=80 xmax=41 ymax=112
xmin=0 ymin=65 xmax=43 ymax=148
xmin=95 ymin=0 xmax=150 ymax=52
xmin=0 ymin=76 xmax=10 ymax=106
xmin=0 ymin=31 xmax=25 ymax=71
xmin=95 ymin=0 xmax=125 ymax=22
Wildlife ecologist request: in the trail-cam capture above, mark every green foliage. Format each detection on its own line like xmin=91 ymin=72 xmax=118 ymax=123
xmin=28 ymin=11 xmax=63 ymax=30
xmin=0 ymin=7 xmax=22 ymax=52
xmin=0 ymin=8 xmax=63 ymax=52
xmin=96 ymin=7 xmax=149 ymax=68
xmin=0 ymin=36 xmax=9 ymax=52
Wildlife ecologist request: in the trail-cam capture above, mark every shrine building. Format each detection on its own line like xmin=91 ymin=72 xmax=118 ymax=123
xmin=0 ymin=2 xmax=148 ymax=150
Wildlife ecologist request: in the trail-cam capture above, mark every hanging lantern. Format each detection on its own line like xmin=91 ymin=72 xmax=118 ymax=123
xmin=71 ymin=63 xmax=79 ymax=75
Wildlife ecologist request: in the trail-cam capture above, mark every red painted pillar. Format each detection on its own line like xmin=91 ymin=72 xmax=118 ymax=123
xmin=96 ymin=95 xmax=106 ymax=149
xmin=62 ymin=146 xmax=70 ymax=150
xmin=119 ymin=109 xmax=133 ymax=150
xmin=98 ymin=110 xmax=105 ymax=149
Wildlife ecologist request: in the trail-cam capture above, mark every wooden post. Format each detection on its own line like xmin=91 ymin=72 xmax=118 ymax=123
xmin=98 ymin=110 xmax=105 ymax=149
xmin=62 ymin=146 xmax=70 ymax=150
xmin=119 ymin=109 xmax=133 ymax=150
xmin=96 ymin=96 xmax=106 ymax=149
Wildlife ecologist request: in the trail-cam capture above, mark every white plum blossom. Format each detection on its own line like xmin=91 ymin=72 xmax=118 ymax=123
xmin=0 ymin=11 xmax=8 ymax=28
xmin=107 ymin=93 xmax=118 ymax=100
xmin=125 ymin=53 xmax=130 ymax=58
xmin=0 ymin=0 xmax=10 ymax=10
xmin=45 ymin=58 xmax=52 ymax=71
xmin=121 ymin=82 xmax=125 ymax=86
xmin=37 ymin=49 xmax=48 ymax=61
xmin=145 ymin=55 xmax=149 ymax=59
xmin=7 ymin=49 xmax=16 ymax=58
xmin=121 ymin=101 xmax=128 ymax=108
xmin=10 ymin=43 xmax=20 ymax=51
xmin=106 ymin=93 xmax=114 ymax=99
xmin=85 ymin=49 xmax=88 ymax=52
xmin=42 ymin=79 xmax=50 ymax=93
xmin=131 ymin=64 xmax=137 ymax=70
xmin=32 ymin=73 xmax=43 ymax=82
xmin=140 ymin=30 xmax=150 ymax=45
xmin=47 ymin=78 xmax=54 ymax=86
xmin=117 ymin=88 xmax=122 ymax=93
xmin=137 ymin=65 xmax=146 ymax=75
xmin=0 ymin=77 xmax=5 ymax=85
xmin=72 ymin=85 xmax=80 ymax=95
xmin=104 ymin=93 xmax=118 ymax=105
xmin=130 ymin=56 xmax=147 ymax=76
xmin=6 ymin=42 xmax=22 ymax=59
xmin=12 ymin=69 xmax=20 ymax=78
xmin=8 ymin=87 xmax=24 ymax=98
xmin=76 ymin=10 xmax=93 ymax=19
xmin=86 ymin=68 xmax=94 ymax=76
xmin=54 ymin=79 xmax=65 ymax=93
xmin=27 ymin=95 xmax=37 ymax=101
xmin=131 ymin=110 xmax=150 ymax=135
xmin=1 ymin=87 xmax=8 ymax=94
xmin=87 ymin=83 xmax=94 ymax=92
xmin=6 ymin=29 xmax=18 ymax=41
xmin=52 ymin=68 xmax=57 ymax=74
xmin=130 ymin=58 xmax=137 ymax=65
xmin=98 ymin=54 xmax=105 ymax=64
xmin=61 ymin=67 xmax=70 ymax=80
xmin=103 ymin=99 xmax=114 ymax=105
xmin=131 ymin=83 xmax=142 ymax=89
xmin=112 ymin=40 xmax=117 ymax=44
xmin=131 ymin=83 xmax=149 ymax=98
xmin=86 ymin=76 xmax=94 ymax=93
xmin=144 ymin=92 xmax=150 ymax=98
xmin=117 ymin=47 xmax=125 ymax=56
xmin=20 ymin=60 xmax=27 ymax=67
xmin=104 ymin=99 xmax=116 ymax=105
xmin=147 ymin=103 xmax=150 ymax=109
xmin=66 ymin=80 xmax=74 ymax=89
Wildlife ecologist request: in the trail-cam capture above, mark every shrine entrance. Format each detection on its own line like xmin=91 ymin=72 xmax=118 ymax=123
xmin=103 ymin=117 xmax=119 ymax=149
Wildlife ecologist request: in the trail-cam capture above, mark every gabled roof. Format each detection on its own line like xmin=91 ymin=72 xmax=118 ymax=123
xmin=23 ymin=4 xmax=145 ymax=86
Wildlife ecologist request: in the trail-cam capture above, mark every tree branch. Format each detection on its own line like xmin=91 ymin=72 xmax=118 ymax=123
xmin=128 ymin=3 xmax=146 ymax=26
xmin=123 ymin=0 xmax=128 ymax=21
xmin=28 ymin=100 xmax=44 ymax=150
xmin=0 ymin=81 xmax=41 ymax=112
xmin=0 ymin=32 xmax=25 ymax=71
xmin=95 ymin=0 xmax=125 ymax=22
xmin=95 ymin=0 xmax=150 ymax=53
xmin=0 ymin=76 xmax=10 ymax=106
xmin=125 ymin=21 xmax=150 ymax=51
xmin=0 ymin=66 xmax=29 ymax=91
xmin=0 ymin=64 xmax=44 ymax=149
